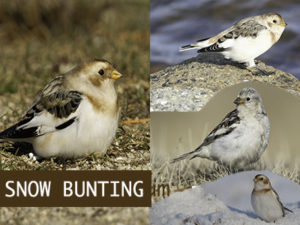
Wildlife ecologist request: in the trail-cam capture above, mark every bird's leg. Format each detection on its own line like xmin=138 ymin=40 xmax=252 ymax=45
xmin=247 ymin=59 xmax=256 ymax=68
xmin=28 ymin=152 xmax=41 ymax=161
xmin=246 ymin=61 xmax=275 ymax=76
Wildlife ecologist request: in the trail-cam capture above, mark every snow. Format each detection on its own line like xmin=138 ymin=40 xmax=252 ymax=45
xmin=150 ymin=171 xmax=300 ymax=225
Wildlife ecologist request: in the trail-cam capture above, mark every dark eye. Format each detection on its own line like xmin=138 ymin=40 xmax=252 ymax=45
xmin=273 ymin=20 xmax=277 ymax=23
xmin=98 ymin=69 xmax=104 ymax=76
xmin=259 ymin=177 xmax=263 ymax=181
xmin=246 ymin=97 xmax=250 ymax=101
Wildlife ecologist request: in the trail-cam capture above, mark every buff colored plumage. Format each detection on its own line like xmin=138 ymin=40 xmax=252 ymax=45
xmin=0 ymin=59 xmax=122 ymax=158
xmin=180 ymin=13 xmax=286 ymax=68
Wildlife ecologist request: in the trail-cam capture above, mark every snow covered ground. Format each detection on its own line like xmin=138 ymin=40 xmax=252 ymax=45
xmin=150 ymin=171 xmax=300 ymax=225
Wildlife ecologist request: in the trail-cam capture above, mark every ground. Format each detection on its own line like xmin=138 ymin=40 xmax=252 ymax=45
xmin=0 ymin=0 xmax=150 ymax=170
xmin=150 ymin=171 xmax=300 ymax=225
xmin=0 ymin=1 xmax=149 ymax=224
xmin=150 ymin=53 xmax=300 ymax=111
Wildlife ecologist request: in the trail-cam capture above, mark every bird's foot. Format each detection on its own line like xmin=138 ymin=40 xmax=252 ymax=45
xmin=252 ymin=61 xmax=275 ymax=76
xmin=245 ymin=62 xmax=275 ymax=76
xmin=28 ymin=152 xmax=40 ymax=162
xmin=247 ymin=67 xmax=275 ymax=76
xmin=240 ymin=61 xmax=274 ymax=76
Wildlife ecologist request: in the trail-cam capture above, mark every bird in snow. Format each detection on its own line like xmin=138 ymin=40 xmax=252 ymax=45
xmin=251 ymin=174 xmax=293 ymax=222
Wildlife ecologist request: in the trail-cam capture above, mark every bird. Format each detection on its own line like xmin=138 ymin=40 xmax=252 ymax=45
xmin=180 ymin=13 xmax=286 ymax=68
xmin=251 ymin=174 xmax=293 ymax=222
xmin=0 ymin=59 xmax=122 ymax=159
xmin=171 ymin=87 xmax=270 ymax=169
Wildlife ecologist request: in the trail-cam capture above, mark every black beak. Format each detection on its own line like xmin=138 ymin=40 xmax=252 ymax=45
xmin=234 ymin=97 xmax=245 ymax=105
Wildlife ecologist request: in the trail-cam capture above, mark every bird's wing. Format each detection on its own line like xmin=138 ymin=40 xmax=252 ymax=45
xmin=199 ymin=109 xmax=240 ymax=148
xmin=271 ymin=189 xmax=293 ymax=216
xmin=197 ymin=20 xmax=267 ymax=53
xmin=0 ymin=77 xmax=82 ymax=139
xmin=171 ymin=109 xmax=240 ymax=163
xmin=284 ymin=206 xmax=294 ymax=214
xmin=232 ymin=19 xmax=267 ymax=38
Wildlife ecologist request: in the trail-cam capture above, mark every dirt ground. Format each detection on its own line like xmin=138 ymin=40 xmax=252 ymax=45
xmin=0 ymin=0 xmax=150 ymax=170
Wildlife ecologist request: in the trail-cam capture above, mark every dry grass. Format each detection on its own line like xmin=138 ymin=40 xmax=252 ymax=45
xmin=0 ymin=1 xmax=150 ymax=224
xmin=150 ymin=89 xmax=300 ymax=202
xmin=0 ymin=0 xmax=150 ymax=171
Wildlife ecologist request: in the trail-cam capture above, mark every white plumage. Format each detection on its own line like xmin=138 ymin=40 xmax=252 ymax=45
xmin=251 ymin=174 xmax=292 ymax=222
xmin=180 ymin=13 xmax=286 ymax=68
xmin=171 ymin=87 xmax=270 ymax=169
xmin=0 ymin=59 xmax=122 ymax=158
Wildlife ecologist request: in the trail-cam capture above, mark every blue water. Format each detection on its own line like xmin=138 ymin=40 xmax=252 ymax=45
xmin=151 ymin=0 xmax=300 ymax=78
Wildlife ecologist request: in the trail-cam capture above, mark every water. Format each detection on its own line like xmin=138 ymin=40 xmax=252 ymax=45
xmin=151 ymin=0 xmax=300 ymax=78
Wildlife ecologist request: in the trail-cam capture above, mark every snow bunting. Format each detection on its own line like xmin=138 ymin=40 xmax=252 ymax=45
xmin=0 ymin=59 xmax=122 ymax=158
xmin=180 ymin=13 xmax=286 ymax=68
xmin=251 ymin=174 xmax=293 ymax=222
xmin=171 ymin=87 xmax=270 ymax=169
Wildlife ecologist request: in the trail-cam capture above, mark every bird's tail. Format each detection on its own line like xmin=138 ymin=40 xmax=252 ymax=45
xmin=179 ymin=44 xmax=199 ymax=52
xmin=170 ymin=148 xmax=201 ymax=163
xmin=284 ymin=207 xmax=293 ymax=214
xmin=0 ymin=132 xmax=4 ymax=142
xmin=179 ymin=38 xmax=210 ymax=52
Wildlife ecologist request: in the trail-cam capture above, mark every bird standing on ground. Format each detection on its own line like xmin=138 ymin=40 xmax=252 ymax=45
xmin=171 ymin=87 xmax=270 ymax=169
xmin=0 ymin=59 xmax=122 ymax=158
xmin=251 ymin=174 xmax=293 ymax=222
xmin=180 ymin=13 xmax=286 ymax=68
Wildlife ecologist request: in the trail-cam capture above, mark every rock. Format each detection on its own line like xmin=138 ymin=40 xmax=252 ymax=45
xmin=150 ymin=53 xmax=300 ymax=111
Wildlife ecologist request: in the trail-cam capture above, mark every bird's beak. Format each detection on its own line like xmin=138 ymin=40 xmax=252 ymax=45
xmin=253 ymin=178 xmax=258 ymax=183
xmin=111 ymin=70 xmax=122 ymax=80
xmin=281 ymin=20 xmax=287 ymax=27
xmin=234 ymin=97 xmax=245 ymax=105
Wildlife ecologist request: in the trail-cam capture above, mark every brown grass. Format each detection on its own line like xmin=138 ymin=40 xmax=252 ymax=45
xmin=0 ymin=1 xmax=150 ymax=224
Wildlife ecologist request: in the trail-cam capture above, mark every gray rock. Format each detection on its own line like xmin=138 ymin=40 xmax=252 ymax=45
xmin=151 ymin=53 xmax=300 ymax=111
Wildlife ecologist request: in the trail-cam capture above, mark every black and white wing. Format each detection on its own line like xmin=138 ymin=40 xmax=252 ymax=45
xmin=171 ymin=109 xmax=240 ymax=163
xmin=197 ymin=20 xmax=267 ymax=53
xmin=0 ymin=76 xmax=82 ymax=140
xmin=197 ymin=109 xmax=240 ymax=148
xmin=272 ymin=189 xmax=293 ymax=216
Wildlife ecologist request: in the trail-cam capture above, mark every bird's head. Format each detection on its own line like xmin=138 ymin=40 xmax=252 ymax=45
xmin=263 ymin=13 xmax=286 ymax=39
xmin=82 ymin=59 xmax=122 ymax=87
xmin=66 ymin=59 xmax=122 ymax=95
xmin=253 ymin=174 xmax=271 ymax=191
xmin=234 ymin=87 xmax=265 ymax=115
xmin=64 ymin=59 xmax=122 ymax=106
xmin=265 ymin=13 xmax=287 ymax=27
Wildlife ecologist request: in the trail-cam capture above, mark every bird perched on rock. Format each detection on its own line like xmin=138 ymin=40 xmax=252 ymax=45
xmin=0 ymin=59 xmax=122 ymax=158
xmin=171 ymin=87 xmax=270 ymax=169
xmin=251 ymin=174 xmax=293 ymax=222
xmin=180 ymin=13 xmax=286 ymax=68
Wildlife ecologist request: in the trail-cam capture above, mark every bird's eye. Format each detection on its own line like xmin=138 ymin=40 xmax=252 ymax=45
xmin=273 ymin=20 xmax=277 ymax=23
xmin=246 ymin=97 xmax=250 ymax=101
xmin=98 ymin=69 xmax=104 ymax=76
xmin=259 ymin=177 xmax=263 ymax=181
